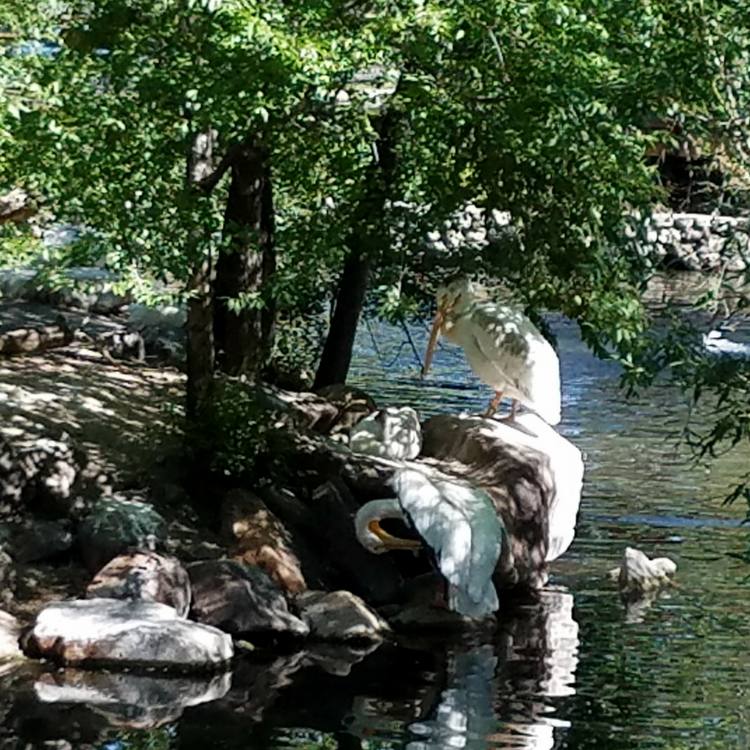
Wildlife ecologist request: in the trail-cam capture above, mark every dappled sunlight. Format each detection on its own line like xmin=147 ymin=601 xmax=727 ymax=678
xmin=0 ymin=347 xmax=185 ymax=480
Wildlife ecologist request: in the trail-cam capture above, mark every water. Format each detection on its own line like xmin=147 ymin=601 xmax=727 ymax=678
xmin=3 ymin=305 xmax=750 ymax=750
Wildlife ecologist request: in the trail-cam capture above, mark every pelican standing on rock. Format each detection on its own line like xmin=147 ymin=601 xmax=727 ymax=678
xmin=355 ymin=467 xmax=505 ymax=617
xmin=422 ymin=277 xmax=561 ymax=424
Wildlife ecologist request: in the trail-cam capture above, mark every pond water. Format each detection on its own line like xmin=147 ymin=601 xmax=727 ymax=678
xmin=3 ymin=292 xmax=750 ymax=750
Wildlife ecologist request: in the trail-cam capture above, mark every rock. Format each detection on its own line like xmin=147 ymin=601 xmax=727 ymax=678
xmin=306 ymin=480 xmax=404 ymax=605
xmin=221 ymin=489 xmax=306 ymax=595
xmin=0 ymin=547 xmax=16 ymax=605
xmin=421 ymin=413 xmax=584 ymax=590
xmin=98 ymin=329 xmax=146 ymax=361
xmin=349 ymin=407 xmax=422 ymax=460
xmin=9 ymin=519 xmax=74 ymax=563
xmin=77 ymin=494 xmax=166 ymax=572
xmin=303 ymin=641 xmax=382 ymax=676
xmin=0 ymin=317 xmax=74 ymax=356
xmin=26 ymin=598 xmax=233 ymax=668
xmin=188 ymin=559 xmax=309 ymax=637
xmin=35 ymin=668 xmax=231 ymax=729
xmin=86 ymin=551 xmax=191 ymax=618
xmin=611 ymin=547 xmax=677 ymax=596
xmin=314 ymin=384 xmax=378 ymax=432
xmin=387 ymin=603 xmax=496 ymax=633
xmin=0 ymin=436 xmax=84 ymax=518
xmin=0 ymin=610 xmax=23 ymax=661
xmin=296 ymin=590 xmax=390 ymax=642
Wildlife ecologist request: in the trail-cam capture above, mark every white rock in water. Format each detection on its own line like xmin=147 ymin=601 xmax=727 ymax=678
xmin=349 ymin=406 xmax=422 ymax=461
xmin=612 ymin=547 xmax=677 ymax=595
xmin=28 ymin=599 xmax=233 ymax=668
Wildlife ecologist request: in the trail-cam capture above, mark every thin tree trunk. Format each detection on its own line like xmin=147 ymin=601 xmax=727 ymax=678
xmin=185 ymin=129 xmax=218 ymax=421
xmin=313 ymin=112 xmax=399 ymax=389
xmin=214 ymin=144 xmax=276 ymax=377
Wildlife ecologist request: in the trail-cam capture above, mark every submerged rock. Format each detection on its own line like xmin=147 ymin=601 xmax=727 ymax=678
xmin=26 ymin=598 xmax=233 ymax=668
xmin=86 ymin=551 xmax=191 ymax=618
xmin=188 ymin=559 xmax=309 ymax=638
xmin=296 ymin=590 xmax=391 ymax=642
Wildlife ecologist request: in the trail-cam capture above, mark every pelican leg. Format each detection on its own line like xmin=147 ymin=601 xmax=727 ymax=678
xmin=483 ymin=391 xmax=503 ymax=418
xmin=498 ymin=399 xmax=519 ymax=423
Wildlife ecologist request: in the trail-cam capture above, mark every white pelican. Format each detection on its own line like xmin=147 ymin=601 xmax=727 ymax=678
xmin=354 ymin=467 xmax=505 ymax=617
xmin=422 ymin=277 xmax=561 ymax=424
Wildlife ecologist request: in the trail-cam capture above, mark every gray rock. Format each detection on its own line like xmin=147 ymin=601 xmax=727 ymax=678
xmin=10 ymin=519 xmax=74 ymax=563
xmin=296 ymin=590 xmax=390 ymax=642
xmin=78 ymin=494 xmax=166 ymax=572
xmin=188 ymin=560 xmax=309 ymax=637
xmin=0 ymin=437 xmax=84 ymax=517
xmin=27 ymin=598 xmax=233 ymax=668
xmin=86 ymin=551 xmax=191 ymax=618
xmin=35 ymin=668 xmax=231 ymax=729
xmin=0 ymin=610 xmax=23 ymax=661
xmin=0 ymin=547 xmax=15 ymax=605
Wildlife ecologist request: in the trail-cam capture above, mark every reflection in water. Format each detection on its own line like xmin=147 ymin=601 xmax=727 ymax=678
xmin=402 ymin=590 xmax=578 ymax=750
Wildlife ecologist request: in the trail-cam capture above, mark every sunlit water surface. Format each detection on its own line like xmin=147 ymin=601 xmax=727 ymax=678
xmin=4 ymin=290 xmax=750 ymax=750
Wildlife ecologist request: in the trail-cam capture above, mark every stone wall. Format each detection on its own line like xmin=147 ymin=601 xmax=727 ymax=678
xmin=423 ymin=207 xmax=749 ymax=273
xmin=628 ymin=212 xmax=749 ymax=272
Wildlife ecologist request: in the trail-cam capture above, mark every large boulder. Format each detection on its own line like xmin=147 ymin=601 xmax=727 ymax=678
xmin=26 ymin=599 xmax=233 ymax=668
xmin=421 ymin=413 xmax=584 ymax=590
xmin=221 ymin=489 xmax=306 ymax=595
xmin=86 ymin=551 xmax=191 ymax=618
xmin=188 ymin=560 xmax=309 ymax=638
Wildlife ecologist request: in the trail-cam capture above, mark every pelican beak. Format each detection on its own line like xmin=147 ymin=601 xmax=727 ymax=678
xmin=368 ymin=520 xmax=422 ymax=550
xmin=422 ymin=305 xmax=445 ymax=378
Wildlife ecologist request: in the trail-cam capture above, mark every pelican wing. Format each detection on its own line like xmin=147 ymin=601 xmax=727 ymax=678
xmin=393 ymin=468 xmax=504 ymax=616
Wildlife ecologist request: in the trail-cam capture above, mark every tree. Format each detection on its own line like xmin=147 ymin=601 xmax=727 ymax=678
xmin=3 ymin=0 xmax=750 ymax=518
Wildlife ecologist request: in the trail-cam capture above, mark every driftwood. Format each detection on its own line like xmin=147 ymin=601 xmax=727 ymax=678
xmin=0 ymin=316 xmax=73 ymax=356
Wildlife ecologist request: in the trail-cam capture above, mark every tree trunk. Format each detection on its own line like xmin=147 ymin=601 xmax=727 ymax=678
xmin=185 ymin=130 xmax=218 ymax=421
xmin=313 ymin=249 xmax=371 ymax=389
xmin=214 ymin=144 xmax=276 ymax=377
xmin=313 ymin=112 xmax=399 ymax=389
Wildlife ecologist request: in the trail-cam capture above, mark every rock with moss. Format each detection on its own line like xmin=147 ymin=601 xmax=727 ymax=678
xmin=77 ymin=494 xmax=166 ymax=572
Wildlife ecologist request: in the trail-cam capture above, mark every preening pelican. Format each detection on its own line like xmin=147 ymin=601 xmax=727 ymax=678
xmin=422 ymin=277 xmax=561 ymax=425
xmin=355 ymin=467 xmax=505 ymax=617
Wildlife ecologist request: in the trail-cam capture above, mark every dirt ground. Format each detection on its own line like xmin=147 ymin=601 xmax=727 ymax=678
xmin=0 ymin=300 xmax=186 ymax=485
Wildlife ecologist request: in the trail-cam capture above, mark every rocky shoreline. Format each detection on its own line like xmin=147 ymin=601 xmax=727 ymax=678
xmin=0 ymin=302 xmax=584 ymax=679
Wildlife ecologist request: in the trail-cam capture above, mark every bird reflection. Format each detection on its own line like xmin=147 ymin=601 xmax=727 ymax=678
xmin=403 ymin=589 xmax=578 ymax=750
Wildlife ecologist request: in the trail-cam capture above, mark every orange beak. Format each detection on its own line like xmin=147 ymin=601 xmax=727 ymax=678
xmin=368 ymin=520 xmax=422 ymax=550
xmin=422 ymin=306 xmax=444 ymax=378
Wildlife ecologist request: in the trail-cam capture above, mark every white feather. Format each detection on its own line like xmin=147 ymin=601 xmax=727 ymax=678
xmin=393 ymin=468 xmax=504 ymax=617
xmin=439 ymin=279 xmax=561 ymax=425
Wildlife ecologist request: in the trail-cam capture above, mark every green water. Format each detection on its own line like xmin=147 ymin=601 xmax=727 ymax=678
xmin=3 ymin=309 xmax=750 ymax=750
